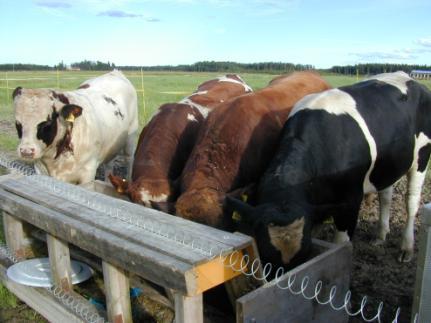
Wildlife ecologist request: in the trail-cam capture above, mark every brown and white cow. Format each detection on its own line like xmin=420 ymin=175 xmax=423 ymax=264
xmin=13 ymin=70 xmax=138 ymax=184
xmin=109 ymin=74 xmax=252 ymax=206
xmin=175 ymin=71 xmax=331 ymax=228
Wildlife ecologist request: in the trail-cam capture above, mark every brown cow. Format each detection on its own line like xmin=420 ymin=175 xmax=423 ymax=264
xmin=109 ymin=74 xmax=252 ymax=206
xmin=175 ymin=71 xmax=331 ymax=228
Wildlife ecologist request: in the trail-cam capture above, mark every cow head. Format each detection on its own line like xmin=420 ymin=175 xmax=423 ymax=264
xmin=13 ymin=88 xmax=83 ymax=160
xmin=175 ymin=188 xmax=226 ymax=228
xmin=224 ymin=196 xmax=311 ymax=270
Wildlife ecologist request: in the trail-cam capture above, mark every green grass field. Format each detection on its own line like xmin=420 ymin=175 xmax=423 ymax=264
xmin=1 ymin=70 xmax=430 ymax=152
xmin=0 ymin=70 xmax=430 ymax=321
xmin=0 ymin=70 xmax=369 ymax=152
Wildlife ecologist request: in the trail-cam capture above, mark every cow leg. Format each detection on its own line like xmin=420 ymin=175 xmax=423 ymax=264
xmin=333 ymin=199 xmax=362 ymax=244
xmin=124 ymin=131 xmax=137 ymax=181
xmin=373 ymin=186 xmax=393 ymax=245
xmin=104 ymin=159 xmax=115 ymax=182
xmin=399 ymin=168 xmax=426 ymax=262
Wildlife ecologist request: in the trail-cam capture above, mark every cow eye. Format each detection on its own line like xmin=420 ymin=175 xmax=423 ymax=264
xmin=15 ymin=121 xmax=22 ymax=139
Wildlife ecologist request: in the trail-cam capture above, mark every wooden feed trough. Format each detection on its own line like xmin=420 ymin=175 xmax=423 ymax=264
xmin=0 ymin=174 xmax=259 ymax=323
xmin=0 ymin=173 xmax=352 ymax=323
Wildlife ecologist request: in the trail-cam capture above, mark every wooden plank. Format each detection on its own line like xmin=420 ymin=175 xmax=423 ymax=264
xmin=2 ymin=211 xmax=36 ymax=258
xmin=192 ymin=250 xmax=244 ymax=295
xmin=236 ymin=241 xmax=352 ymax=323
xmin=47 ymin=234 xmax=72 ymax=292
xmin=174 ymin=292 xmax=203 ymax=323
xmin=0 ymin=259 xmax=103 ymax=323
xmin=103 ymin=261 xmax=132 ymax=323
xmin=2 ymin=179 xmax=239 ymax=265
xmin=0 ymin=188 xmax=192 ymax=293
xmin=1 ymin=176 xmax=251 ymax=250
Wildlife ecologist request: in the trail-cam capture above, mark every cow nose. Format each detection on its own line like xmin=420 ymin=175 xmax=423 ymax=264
xmin=20 ymin=147 xmax=35 ymax=158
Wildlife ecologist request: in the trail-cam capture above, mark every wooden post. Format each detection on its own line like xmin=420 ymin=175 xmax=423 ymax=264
xmin=102 ymin=260 xmax=132 ymax=323
xmin=140 ymin=67 xmax=146 ymax=123
xmin=174 ymin=292 xmax=203 ymax=323
xmin=2 ymin=212 xmax=35 ymax=259
xmin=47 ymin=234 xmax=72 ymax=292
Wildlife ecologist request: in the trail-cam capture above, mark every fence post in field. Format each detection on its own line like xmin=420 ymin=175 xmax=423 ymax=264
xmin=56 ymin=68 xmax=60 ymax=89
xmin=6 ymin=71 xmax=9 ymax=107
xmin=412 ymin=203 xmax=431 ymax=322
xmin=140 ymin=67 xmax=146 ymax=123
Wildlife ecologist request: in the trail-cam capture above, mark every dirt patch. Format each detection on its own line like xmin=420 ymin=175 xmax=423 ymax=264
xmin=315 ymin=176 xmax=430 ymax=323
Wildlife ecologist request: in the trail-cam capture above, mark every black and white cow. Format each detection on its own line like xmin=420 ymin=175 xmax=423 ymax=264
xmin=13 ymin=70 xmax=138 ymax=184
xmin=226 ymin=71 xmax=431 ymax=269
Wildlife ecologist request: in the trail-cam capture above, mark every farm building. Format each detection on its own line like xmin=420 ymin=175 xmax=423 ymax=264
xmin=410 ymin=69 xmax=431 ymax=80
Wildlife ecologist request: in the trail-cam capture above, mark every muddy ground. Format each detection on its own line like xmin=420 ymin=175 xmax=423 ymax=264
xmin=0 ymin=117 xmax=429 ymax=322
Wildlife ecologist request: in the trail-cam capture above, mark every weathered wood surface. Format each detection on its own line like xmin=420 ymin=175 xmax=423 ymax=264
xmin=174 ymin=292 xmax=203 ymax=323
xmin=0 ymin=175 xmax=254 ymax=296
xmin=236 ymin=240 xmax=352 ymax=323
xmin=2 ymin=211 xmax=36 ymax=258
xmin=103 ymin=261 xmax=132 ymax=323
xmin=47 ymin=234 xmax=73 ymax=292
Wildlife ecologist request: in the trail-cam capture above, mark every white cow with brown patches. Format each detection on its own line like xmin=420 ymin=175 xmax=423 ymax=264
xmin=13 ymin=70 xmax=138 ymax=184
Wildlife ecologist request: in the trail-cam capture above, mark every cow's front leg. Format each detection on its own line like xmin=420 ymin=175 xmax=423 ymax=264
xmin=78 ymin=159 xmax=99 ymax=185
xmin=373 ymin=186 xmax=393 ymax=245
xmin=124 ymin=131 xmax=137 ymax=181
xmin=333 ymin=198 xmax=362 ymax=244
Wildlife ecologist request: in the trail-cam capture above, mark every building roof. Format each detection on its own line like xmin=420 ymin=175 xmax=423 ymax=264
xmin=411 ymin=70 xmax=431 ymax=74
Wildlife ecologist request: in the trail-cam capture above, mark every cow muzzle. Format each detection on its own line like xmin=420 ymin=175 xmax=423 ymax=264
xmin=19 ymin=147 xmax=36 ymax=159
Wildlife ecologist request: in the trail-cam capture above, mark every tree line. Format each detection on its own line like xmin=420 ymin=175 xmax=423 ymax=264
xmin=0 ymin=60 xmax=429 ymax=74
xmin=330 ymin=63 xmax=431 ymax=75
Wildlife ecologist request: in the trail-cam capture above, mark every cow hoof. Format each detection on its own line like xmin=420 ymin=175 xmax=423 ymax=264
xmin=398 ymin=250 xmax=413 ymax=263
xmin=372 ymin=239 xmax=385 ymax=246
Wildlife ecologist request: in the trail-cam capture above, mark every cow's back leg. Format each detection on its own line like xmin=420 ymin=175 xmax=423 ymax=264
xmin=400 ymin=165 xmax=428 ymax=262
xmin=373 ymin=186 xmax=393 ymax=245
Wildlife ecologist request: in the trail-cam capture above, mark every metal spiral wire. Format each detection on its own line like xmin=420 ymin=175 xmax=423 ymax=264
xmin=0 ymin=154 xmax=36 ymax=176
xmin=0 ymin=243 xmax=106 ymax=323
xmin=0 ymin=154 xmax=420 ymax=323
xmin=219 ymin=250 xmax=419 ymax=323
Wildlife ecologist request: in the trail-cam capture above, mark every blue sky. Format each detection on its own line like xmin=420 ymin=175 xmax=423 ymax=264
xmin=1 ymin=0 xmax=430 ymax=68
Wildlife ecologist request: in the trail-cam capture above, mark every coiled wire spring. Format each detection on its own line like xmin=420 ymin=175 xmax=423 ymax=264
xmin=0 ymin=154 xmax=420 ymax=323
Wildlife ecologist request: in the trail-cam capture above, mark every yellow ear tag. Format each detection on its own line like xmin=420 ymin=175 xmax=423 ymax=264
xmin=323 ymin=216 xmax=334 ymax=224
xmin=232 ymin=194 xmax=248 ymax=222
xmin=232 ymin=212 xmax=242 ymax=222
xmin=65 ymin=114 xmax=75 ymax=123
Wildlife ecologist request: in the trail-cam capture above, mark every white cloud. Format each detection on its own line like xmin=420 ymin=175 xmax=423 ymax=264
xmin=417 ymin=38 xmax=431 ymax=47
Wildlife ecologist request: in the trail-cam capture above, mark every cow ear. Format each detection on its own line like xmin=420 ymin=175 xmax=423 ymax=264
xmin=61 ymin=104 xmax=83 ymax=123
xmin=108 ymin=174 xmax=129 ymax=194
xmin=150 ymin=201 xmax=176 ymax=214
xmin=12 ymin=87 xmax=22 ymax=100
xmin=226 ymin=183 xmax=256 ymax=201
xmin=224 ymin=196 xmax=255 ymax=222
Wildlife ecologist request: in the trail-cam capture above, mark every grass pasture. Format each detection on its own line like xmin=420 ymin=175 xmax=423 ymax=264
xmin=0 ymin=70 xmax=369 ymax=152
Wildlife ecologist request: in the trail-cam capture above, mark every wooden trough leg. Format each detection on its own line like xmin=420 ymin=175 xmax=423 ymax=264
xmin=102 ymin=260 xmax=132 ymax=323
xmin=47 ymin=234 xmax=72 ymax=292
xmin=174 ymin=292 xmax=203 ymax=323
xmin=2 ymin=211 xmax=36 ymax=259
